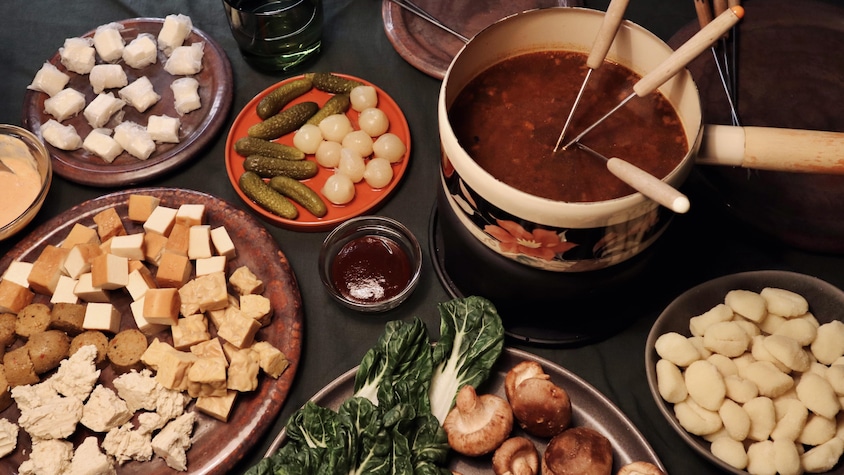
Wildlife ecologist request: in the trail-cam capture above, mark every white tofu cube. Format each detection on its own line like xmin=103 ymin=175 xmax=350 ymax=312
xmin=51 ymin=275 xmax=79 ymax=304
xmin=27 ymin=62 xmax=70 ymax=97
xmin=83 ymin=302 xmax=121 ymax=333
xmin=195 ymin=256 xmax=226 ymax=276
xmin=93 ymin=22 xmax=125 ymax=63
xmin=176 ymin=204 xmax=205 ymax=226
xmin=113 ymin=121 xmax=155 ymax=160
xmin=44 ymin=88 xmax=86 ymax=122
xmin=110 ymin=233 xmax=145 ymax=260
xmin=74 ymin=272 xmax=110 ymax=303
xmin=171 ymin=77 xmax=200 ymax=115
xmin=164 ymin=42 xmax=204 ymax=76
xmin=89 ymin=64 xmax=128 ymax=94
xmin=59 ymin=37 xmax=96 ymax=74
xmin=119 ymin=76 xmax=160 ymax=113
xmin=126 ymin=268 xmax=156 ymax=301
xmin=188 ymin=225 xmax=212 ymax=260
xmin=130 ymin=297 xmax=169 ymax=335
xmin=84 ymin=92 xmax=126 ymax=129
xmin=41 ymin=119 xmax=82 ymax=151
xmin=91 ymin=253 xmax=128 ymax=290
xmin=2 ymin=261 xmax=33 ymax=288
xmin=144 ymin=205 xmax=178 ymax=235
xmin=210 ymin=226 xmax=236 ymax=259
xmin=158 ymin=14 xmax=193 ymax=56
xmin=147 ymin=115 xmax=181 ymax=143
xmin=122 ymin=33 xmax=158 ymax=69
xmin=82 ymin=129 xmax=123 ymax=163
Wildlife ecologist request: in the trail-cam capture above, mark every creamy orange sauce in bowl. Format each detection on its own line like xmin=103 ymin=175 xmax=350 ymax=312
xmin=0 ymin=125 xmax=52 ymax=240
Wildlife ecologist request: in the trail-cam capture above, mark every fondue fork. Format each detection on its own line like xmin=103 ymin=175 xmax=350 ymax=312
xmin=388 ymin=0 xmax=470 ymax=43
xmin=560 ymin=6 xmax=744 ymax=151
xmin=696 ymin=0 xmax=741 ymax=125
xmin=553 ymin=0 xmax=630 ymax=152
xmin=575 ymin=142 xmax=690 ymax=214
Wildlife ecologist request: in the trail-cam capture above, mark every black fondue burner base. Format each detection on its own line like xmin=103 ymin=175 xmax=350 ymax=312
xmin=429 ymin=203 xmax=662 ymax=347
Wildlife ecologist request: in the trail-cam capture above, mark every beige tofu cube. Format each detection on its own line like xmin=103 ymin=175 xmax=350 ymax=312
xmin=83 ymin=302 xmax=121 ymax=333
xmin=50 ymin=275 xmax=79 ymax=304
xmin=143 ymin=205 xmax=178 ymax=236
xmin=251 ymin=341 xmax=289 ymax=379
xmin=229 ymin=266 xmax=263 ymax=295
xmin=127 ymin=194 xmax=161 ymax=222
xmin=155 ymin=350 xmax=197 ymax=391
xmin=190 ymin=338 xmax=228 ymax=367
xmin=141 ymin=338 xmax=178 ymax=370
xmin=142 ymin=288 xmax=180 ymax=326
xmin=63 ymin=242 xmax=103 ymax=279
xmin=0 ymin=280 xmax=34 ymax=314
xmin=178 ymin=271 xmax=227 ymax=317
xmin=195 ymin=256 xmax=226 ymax=276
xmin=188 ymin=225 xmax=212 ymax=260
xmin=156 ymin=252 xmax=191 ymax=288
xmin=92 ymin=208 xmax=127 ymax=242
xmin=176 ymin=204 xmax=205 ymax=227
xmin=91 ymin=253 xmax=128 ymax=290
xmin=110 ymin=233 xmax=145 ymax=261
xmin=27 ymin=245 xmax=70 ymax=295
xmin=210 ymin=226 xmax=236 ymax=259
xmin=195 ymin=390 xmax=237 ymax=422
xmin=126 ymin=266 xmax=157 ymax=301
xmin=225 ymin=346 xmax=259 ymax=392
xmin=73 ymin=272 xmax=111 ymax=303
xmin=217 ymin=309 xmax=261 ymax=349
xmin=239 ymin=294 xmax=272 ymax=327
xmin=1 ymin=261 xmax=33 ymax=288
xmin=164 ymin=222 xmax=190 ymax=257
xmin=171 ymin=314 xmax=210 ymax=350
xmin=61 ymin=223 xmax=100 ymax=249
xmin=187 ymin=358 xmax=228 ymax=398
xmin=143 ymin=231 xmax=168 ymax=266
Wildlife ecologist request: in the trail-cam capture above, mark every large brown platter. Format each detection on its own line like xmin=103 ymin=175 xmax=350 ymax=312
xmin=0 ymin=188 xmax=303 ymax=474
xmin=266 ymin=347 xmax=665 ymax=472
xmin=22 ymin=18 xmax=233 ymax=187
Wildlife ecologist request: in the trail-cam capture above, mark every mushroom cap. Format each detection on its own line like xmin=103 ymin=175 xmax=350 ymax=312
xmin=492 ymin=436 xmax=540 ymax=475
xmin=510 ymin=377 xmax=572 ymax=438
xmin=542 ymin=426 xmax=613 ymax=475
xmin=504 ymin=360 xmax=548 ymax=402
xmin=443 ymin=385 xmax=514 ymax=457
xmin=617 ymin=461 xmax=666 ymax=475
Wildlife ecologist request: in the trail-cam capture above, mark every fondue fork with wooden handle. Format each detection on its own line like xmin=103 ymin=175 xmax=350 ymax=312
xmin=560 ymin=5 xmax=745 ymax=151
xmin=695 ymin=0 xmax=741 ymax=126
xmin=553 ymin=0 xmax=630 ymax=151
xmin=575 ymin=142 xmax=691 ymax=214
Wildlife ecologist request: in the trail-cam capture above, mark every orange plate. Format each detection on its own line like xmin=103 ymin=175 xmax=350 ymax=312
xmin=225 ymin=74 xmax=411 ymax=232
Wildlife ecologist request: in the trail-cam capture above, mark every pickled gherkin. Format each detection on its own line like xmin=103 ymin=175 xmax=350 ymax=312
xmin=256 ymin=76 xmax=314 ymax=120
xmin=247 ymin=101 xmax=319 ymax=140
xmin=238 ymin=171 xmax=298 ymax=219
xmin=269 ymin=175 xmax=328 ymax=218
xmin=243 ymin=155 xmax=318 ymax=179
xmin=234 ymin=137 xmax=305 ymax=160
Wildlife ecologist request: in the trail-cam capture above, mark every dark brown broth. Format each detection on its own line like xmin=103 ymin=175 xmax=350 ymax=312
xmin=448 ymin=51 xmax=688 ymax=202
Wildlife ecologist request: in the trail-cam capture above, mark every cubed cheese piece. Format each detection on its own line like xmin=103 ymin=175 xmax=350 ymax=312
xmin=0 ymin=279 xmax=34 ymax=314
xmin=92 ymin=207 xmax=127 ymax=242
xmin=217 ymin=309 xmax=261 ymax=349
xmin=157 ymin=253 xmax=191 ymax=289
xmin=229 ymin=265 xmax=263 ymax=295
xmin=190 ymin=338 xmax=228 ymax=367
xmin=50 ymin=275 xmax=79 ymax=304
xmin=82 ymin=128 xmax=124 ymax=163
xmin=119 ymin=76 xmax=161 ymax=113
xmin=73 ymin=272 xmax=110 ymax=303
xmin=80 ymin=385 xmax=132 ymax=432
xmin=187 ymin=357 xmax=227 ymax=398
xmin=126 ymin=266 xmax=157 ymax=301
xmin=89 ymin=63 xmax=128 ymax=94
xmin=210 ymin=226 xmax=236 ymax=259
xmin=2 ymin=261 xmax=33 ymax=288
xmin=27 ymin=62 xmax=70 ymax=97
xmin=143 ymin=231 xmax=168 ymax=266
xmin=122 ymin=33 xmax=157 ymax=69
xmin=178 ymin=271 xmax=228 ymax=316
xmin=40 ymin=119 xmax=82 ymax=151
xmin=113 ymin=121 xmax=155 ymax=160
xmin=143 ymin=205 xmax=177 ymax=235
xmin=196 ymin=390 xmax=237 ymax=422
xmin=147 ymin=114 xmax=180 ymax=143
xmin=84 ymin=92 xmax=126 ymax=129
xmin=225 ymin=345 xmax=260 ymax=391
xmin=143 ymin=288 xmax=181 ymax=326
xmin=164 ymin=222 xmax=190 ymax=257
xmin=154 ymin=350 xmax=196 ymax=391
xmin=27 ymin=244 xmax=70 ymax=295
xmin=128 ymin=194 xmax=161 ymax=222
xmin=130 ymin=297 xmax=168 ymax=335
xmin=93 ymin=22 xmax=125 ymax=62
xmin=59 ymin=36 xmax=95 ymax=74
xmin=240 ymin=293 xmax=272 ymax=326
xmin=172 ymin=314 xmax=210 ymax=350
xmin=43 ymin=87 xmax=86 ymax=121
xmin=195 ymin=256 xmax=226 ymax=276
xmin=164 ymin=42 xmax=204 ymax=76
xmin=83 ymin=302 xmax=121 ymax=333
xmin=63 ymin=242 xmax=102 ymax=279
xmin=188 ymin=225 xmax=212 ymax=260
xmin=91 ymin=252 xmax=128 ymax=290
xmin=175 ymin=204 xmax=205 ymax=226
xmin=61 ymin=223 xmax=100 ymax=249
xmin=171 ymin=77 xmax=200 ymax=115
xmin=251 ymin=341 xmax=289 ymax=378
xmin=110 ymin=233 xmax=145 ymax=261
xmin=158 ymin=14 xmax=193 ymax=56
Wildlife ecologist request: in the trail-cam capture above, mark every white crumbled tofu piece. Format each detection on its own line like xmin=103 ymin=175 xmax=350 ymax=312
xmin=102 ymin=422 xmax=153 ymax=465
xmin=122 ymin=33 xmax=158 ymax=69
xmin=59 ymin=37 xmax=96 ymax=74
xmin=151 ymin=412 xmax=196 ymax=471
xmin=89 ymin=63 xmax=128 ymax=94
xmin=147 ymin=114 xmax=181 ymax=143
xmin=41 ymin=119 xmax=82 ymax=150
xmin=158 ymin=14 xmax=193 ymax=56
xmin=17 ymin=394 xmax=83 ymax=440
xmin=112 ymin=368 xmax=161 ymax=413
xmin=80 ymin=385 xmax=133 ymax=433
xmin=93 ymin=22 xmax=125 ymax=63
xmin=83 ymin=128 xmax=123 ymax=163
xmin=164 ymin=42 xmax=204 ymax=76
xmin=18 ymin=438 xmax=74 ymax=475
xmin=84 ymin=92 xmax=126 ymax=129
xmin=10 ymin=380 xmax=60 ymax=412
xmin=119 ymin=76 xmax=161 ymax=113
xmin=0 ymin=418 xmax=19 ymax=458
xmin=51 ymin=344 xmax=101 ymax=401
xmin=28 ymin=62 xmax=70 ymax=97
xmin=113 ymin=121 xmax=156 ymax=160
xmin=155 ymin=385 xmax=191 ymax=423
xmin=137 ymin=411 xmax=166 ymax=433
xmin=44 ymin=87 xmax=86 ymax=122
xmin=68 ymin=436 xmax=116 ymax=475
xmin=171 ymin=77 xmax=200 ymax=115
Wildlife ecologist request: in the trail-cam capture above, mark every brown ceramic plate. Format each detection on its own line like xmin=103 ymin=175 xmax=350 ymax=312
xmin=381 ymin=0 xmax=579 ymax=79
xmin=22 ymin=18 xmax=233 ymax=187
xmin=0 ymin=188 xmax=303 ymax=474
xmin=266 ymin=347 xmax=665 ymax=472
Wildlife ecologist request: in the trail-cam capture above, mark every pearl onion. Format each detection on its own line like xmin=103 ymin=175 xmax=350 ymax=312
xmin=341 ymin=130 xmax=374 ymax=158
xmin=321 ymin=173 xmax=355 ymax=205
xmin=363 ymin=157 xmax=394 ymax=189
xmin=315 ymin=140 xmax=342 ymax=168
xmin=372 ymin=133 xmax=407 ymax=163
xmin=350 ymin=85 xmax=378 ymax=112
xmin=318 ymin=114 xmax=354 ymax=142
xmin=337 ymin=148 xmax=366 ymax=183
xmin=358 ymin=108 xmax=390 ymax=137
xmin=293 ymin=124 xmax=323 ymax=154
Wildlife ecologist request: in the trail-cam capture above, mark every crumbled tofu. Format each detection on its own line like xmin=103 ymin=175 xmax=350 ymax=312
xmin=229 ymin=265 xmax=264 ymax=295
xmin=18 ymin=438 xmax=74 ymax=475
xmin=0 ymin=418 xmax=19 ymax=458
xmin=151 ymin=412 xmax=196 ymax=471
xmin=80 ymin=385 xmax=132 ymax=432
xmin=102 ymin=422 xmax=153 ymax=465
xmin=16 ymin=393 xmax=83 ymax=440
xmin=112 ymin=368 xmax=159 ymax=412
xmin=154 ymin=385 xmax=190 ymax=423
xmin=51 ymin=344 xmax=101 ymax=401
xmin=68 ymin=436 xmax=115 ymax=475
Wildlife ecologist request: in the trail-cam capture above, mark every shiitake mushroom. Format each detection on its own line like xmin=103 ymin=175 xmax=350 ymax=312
xmin=443 ymin=385 xmax=514 ymax=457
xmin=542 ymin=426 xmax=613 ymax=475
xmin=505 ymin=361 xmax=572 ymax=438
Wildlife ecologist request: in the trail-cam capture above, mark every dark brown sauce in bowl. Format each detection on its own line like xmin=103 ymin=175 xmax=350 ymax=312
xmin=448 ymin=51 xmax=688 ymax=203
xmin=330 ymin=235 xmax=412 ymax=304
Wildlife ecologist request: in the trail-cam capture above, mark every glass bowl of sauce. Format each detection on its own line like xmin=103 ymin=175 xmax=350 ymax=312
xmin=319 ymin=216 xmax=422 ymax=312
xmin=0 ymin=124 xmax=52 ymax=241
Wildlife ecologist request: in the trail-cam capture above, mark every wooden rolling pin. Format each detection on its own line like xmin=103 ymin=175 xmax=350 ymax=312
xmin=696 ymin=125 xmax=844 ymax=174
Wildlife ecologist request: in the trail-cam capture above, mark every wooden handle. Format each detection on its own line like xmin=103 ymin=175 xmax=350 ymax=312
xmin=633 ymin=6 xmax=743 ymax=96
xmin=713 ymin=0 xmax=728 ymax=15
xmin=694 ymin=0 xmax=714 ymax=29
xmin=606 ymin=158 xmax=690 ymax=213
xmin=697 ymin=124 xmax=844 ymax=174
xmin=586 ymin=0 xmax=630 ymax=70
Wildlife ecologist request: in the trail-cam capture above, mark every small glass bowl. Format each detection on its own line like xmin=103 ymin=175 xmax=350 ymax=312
xmin=319 ymin=216 xmax=422 ymax=312
xmin=0 ymin=125 xmax=52 ymax=241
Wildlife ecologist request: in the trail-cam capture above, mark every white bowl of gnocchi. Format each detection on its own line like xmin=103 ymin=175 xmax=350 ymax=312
xmin=645 ymin=270 xmax=844 ymax=475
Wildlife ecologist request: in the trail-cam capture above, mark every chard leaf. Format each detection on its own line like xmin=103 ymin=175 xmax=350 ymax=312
xmin=428 ymin=296 xmax=504 ymax=423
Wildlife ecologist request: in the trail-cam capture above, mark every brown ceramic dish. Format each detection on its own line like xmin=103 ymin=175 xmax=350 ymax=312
xmin=22 ymin=18 xmax=233 ymax=187
xmin=0 ymin=188 xmax=303 ymax=474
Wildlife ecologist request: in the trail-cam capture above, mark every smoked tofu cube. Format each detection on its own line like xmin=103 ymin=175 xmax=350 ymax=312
xmin=27 ymin=245 xmax=70 ymax=295
xmin=91 ymin=253 xmax=128 ymax=290
xmin=1 ymin=261 xmax=33 ymax=288
xmin=178 ymin=271 xmax=227 ymax=316
xmin=83 ymin=302 xmax=121 ymax=333
xmin=251 ymin=341 xmax=289 ymax=379
xmin=143 ymin=231 xmax=168 ymax=266
xmin=63 ymin=242 xmax=102 ymax=279
xmin=110 ymin=233 xmax=145 ymax=261
xmin=188 ymin=225 xmax=212 ymax=260
xmin=73 ymin=272 xmax=111 ymax=303
xmin=126 ymin=267 xmax=157 ymax=301
xmin=239 ymin=294 xmax=272 ymax=326
xmin=190 ymin=338 xmax=228 ymax=367
xmin=225 ymin=346 xmax=259 ymax=392
xmin=50 ymin=275 xmax=79 ymax=304
xmin=156 ymin=253 xmax=191 ymax=288
xmin=176 ymin=204 xmax=205 ymax=227
xmin=164 ymin=223 xmax=190 ymax=257
xmin=155 ymin=350 xmax=197 ymax=391
xmin=44 ymin=87 xmax=86 ymax=122
xmin=61 ymin=223 xmax=100 ymax=249
xmin=229 ymin=266 xmax=263 ymax=295
xmin=127 ymin=194 xmax=161 ymax=223
xmin=143 ymin=205 xmax=177 ymax=236
xmin=92 ymin=208 xmax=127 ymax=242
xmin=171 ymin=314 xmax=210 ymax=350
xmin=209 ymin=226 xmax=236 ymax=259
xmin=142 ymin=288 xmax=180 ymax=326
xmin=0 ymin=280 xmax=34 ymax=314
xmin=195 ymin=256 xmax=226 ymax=277
xmin=186 ymin=358 xmax=227 ymax=398
xmin=195 ymin=390 xmax=237 ymax=422
xmin=130 ymin=298 xmax=168 ymax=335
xmin=217 ymin=309 xmax=260 ymax=349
